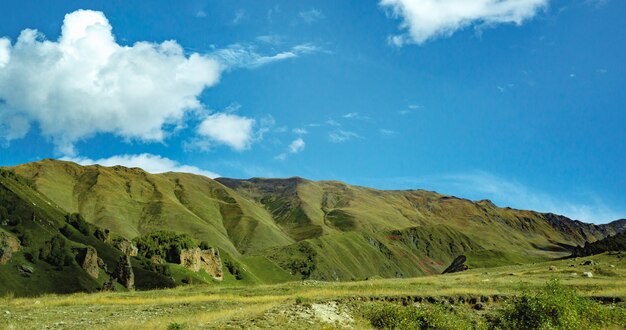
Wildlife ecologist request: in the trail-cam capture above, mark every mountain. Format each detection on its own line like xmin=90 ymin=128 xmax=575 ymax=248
xmin=0 ymin=167 xmax=178 ymax=296
xmin=2 ymin=159 xmax=623 ymax=294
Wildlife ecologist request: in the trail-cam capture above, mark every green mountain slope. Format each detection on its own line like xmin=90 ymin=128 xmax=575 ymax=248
xmin=8 ymin=159 xmax=624 ymax=284
xmin=0 ymin=168 xmax=182 ymax=296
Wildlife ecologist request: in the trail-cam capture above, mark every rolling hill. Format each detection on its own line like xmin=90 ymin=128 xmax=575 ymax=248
xmin=1 ymin=159 xmax=624 ymax=295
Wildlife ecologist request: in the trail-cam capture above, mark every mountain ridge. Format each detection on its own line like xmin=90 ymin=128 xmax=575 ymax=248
xmin=2 ymin=158 xmax=623 ymax=292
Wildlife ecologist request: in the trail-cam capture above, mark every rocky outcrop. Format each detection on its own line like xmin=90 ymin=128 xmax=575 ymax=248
xmin=442 ymin=255 xmax=468 ymax=274
xmin=74 ymin=247 xmax=99 ymax=279
xmin=113 ymin=255 xmax=134 ymax=290
xmin=180 ymin=247 xmax=223 ymax=281
xmin=113 ymin=239 xmax=138 ymax=257
xmin=0 ymin=232 xmax=21 ymax=265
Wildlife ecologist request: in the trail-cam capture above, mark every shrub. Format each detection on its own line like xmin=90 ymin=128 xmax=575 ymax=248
xmin=224 ymin=259 xmax=243 ymax=280
xmin=199 ymin=241 xmax=211 ymax=250
xmin=39 ymin=234 xmax=72 ymax=270
xmin=167 ymin=322 xmax=185 ymax=330
xmin=133 ymin=231 xmax=196 ymax=263
xmin=65 ymin=213 xmax=91 ymax=236
xmin=496 ymin=279 xmax=626 ymax=330
xmin=357 ymin=302 xmax=486 ymax=330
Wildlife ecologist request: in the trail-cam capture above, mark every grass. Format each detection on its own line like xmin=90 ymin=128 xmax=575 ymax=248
xmin=1 ymin=252 xmax=624 ymax=329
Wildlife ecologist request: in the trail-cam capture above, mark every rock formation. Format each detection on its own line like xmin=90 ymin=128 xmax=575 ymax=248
xmin=74 ymin=247 xmax=100 ymax=279
xmin=442 ymin=255 xmax=469 ymax=274
xmin=179 ymin=247 xmax=223 ymax=281
xmin=0 ymin=232 xmax=21 ymax=265
xmin=113 ymin=255 xmax=134 ymax=290
xmin=113 ymin=239 xmax=138 ymax=257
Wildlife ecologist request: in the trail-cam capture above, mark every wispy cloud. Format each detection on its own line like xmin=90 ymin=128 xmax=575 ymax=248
xmin=292 ymin=128 xmax=308 ymax=135
xmin=211 ymin=43 xmax=320 ymax=70
xmin=378 ymin=129 xmax=396 ymax=136
xmin=232 ymin=9 xmax=246 ymax=25
xmin=275 ymin=138 xmax=306 ymax=161
xmin=328 ymin=130 xmax=360 ymax=143
xmin=415 ymin=171 xmax=624 ymax=223
xmin=299 ymin=9 xmax=324 ymax=24
xmin=343 ymin=112 xmax=369 ymax=120
xmin=326 ymin=119 xmax=341 ymax=127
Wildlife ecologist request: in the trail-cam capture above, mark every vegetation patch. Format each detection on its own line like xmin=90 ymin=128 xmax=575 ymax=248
xmin=133 ymin=231 xmax=196 ymax=263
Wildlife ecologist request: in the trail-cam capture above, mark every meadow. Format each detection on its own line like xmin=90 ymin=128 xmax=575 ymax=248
xmin=1 ymin=252 xmax=624 ymax=329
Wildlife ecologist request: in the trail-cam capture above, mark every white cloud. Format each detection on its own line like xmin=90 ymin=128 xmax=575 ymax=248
xmin=275 ymin=137 xmax=305 ymax=161
xmin=62 ymin=153 xmax=220 ymax=178
xmin=380 ymin=0 xmax=548 ymax=45
xmin=195 ymin=10 xmax=207 ymax=18
xmin=0 ymin=10 xmax=221 ymax=155
xmin=274 ymin=153 xmax=288 ymax=161
xmin=292 ymin=128 xmax=308 ymax=135
xmin=288 ymin=138 xmax=306 ymax=153
xmin=342 ymin=112 xmax=369 ymax=120
xmin=328 ymin=130 xmax=360 ymax=143
xmin=232 ymin=9 xmax=246 ymax=25
xmin=326 ymin=119 xmax=341 ymax=126
xmin=211 ymin=43 xmax=319 ymax=70
xmin=378 ymin=128 xmax=396 ymax=136
xmin=197 ymin=113 xmax=255 ymax=151
xmin=299 ymin=9 xmax=325 ymax=23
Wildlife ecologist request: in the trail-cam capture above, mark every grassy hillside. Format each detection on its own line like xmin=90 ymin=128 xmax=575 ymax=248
xmin=8 ymin=159 xmax=624 ymax=285
xmin=2 ymin=252 xmax=625 ymax=329
xmin=0 ymin=168 xmax=223 ymax=296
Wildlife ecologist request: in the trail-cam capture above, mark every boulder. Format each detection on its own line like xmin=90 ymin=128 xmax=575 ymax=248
xmin=113 ymin=239 xmax=138 ymax=257
xmin=442 ymin=255 xmax=468 ymax=274
xmin=113 ymin=255 xmax=135 ymax=290
xmin=549 ymin=266 xmax=557 ymax=271
xmin=179 ymin=247 xmax=223 ymax=281
xmin=0 ymin=232 xmax=21 ymax=265
xmin=583 ymin=271 xmax=593 ymax=278
xmin=582 ymin=260 xmax=595 ymax=266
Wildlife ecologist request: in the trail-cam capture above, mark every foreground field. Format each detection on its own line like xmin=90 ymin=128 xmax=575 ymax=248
xmin=1 ymin=253 xmax=625 ymax=329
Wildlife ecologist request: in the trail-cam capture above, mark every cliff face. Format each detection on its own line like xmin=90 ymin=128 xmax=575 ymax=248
xmin=74 ymin=247 xmax=99 ymax=279
xmin=180 ymin=248 xmax=223 ymax=281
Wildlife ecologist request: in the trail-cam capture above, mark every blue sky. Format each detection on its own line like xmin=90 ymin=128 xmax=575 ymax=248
xmin=0 ymin=0 xmax=624 ymax=223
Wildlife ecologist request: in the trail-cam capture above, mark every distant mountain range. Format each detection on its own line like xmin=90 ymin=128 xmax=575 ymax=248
xmin=1 ymin=159 xmax=623 ymax=296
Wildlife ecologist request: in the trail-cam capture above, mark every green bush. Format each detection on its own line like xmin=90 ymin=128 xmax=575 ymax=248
xmin=497 ymin=279 xmax=626 ymax=330
xmin=65 ymin=213 xmax=91 ymax=236
xmin=133 ymin=231 xmax=196 ymax=263
xmin=357 ymin=302 xmax=486 ymax=330
xmin=39 ymin=234 xmax=73 ymax=270
xmin=167 ymin=322 xmax=185 ymax=330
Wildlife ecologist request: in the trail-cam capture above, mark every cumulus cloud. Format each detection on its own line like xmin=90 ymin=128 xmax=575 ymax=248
xmin=197 ymin=113 xmax=256 ymax=151
xmin=62 ymin=153 xmax=220 ymax=178
xmin=380 ymin=0 xmax=548 ymax=45
xmin=0 ymin=10 xmax=221 ymax=155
